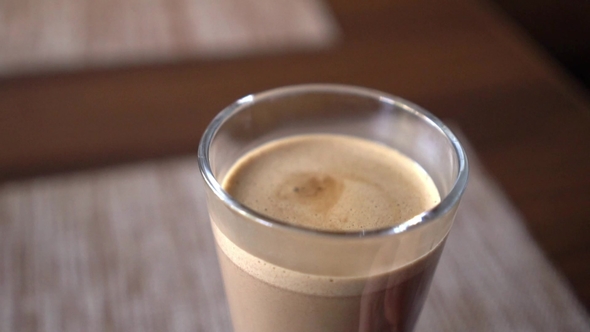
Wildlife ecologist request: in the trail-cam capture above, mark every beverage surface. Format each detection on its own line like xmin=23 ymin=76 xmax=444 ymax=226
xmin=223 ymin=134 xmax=440 ymax=231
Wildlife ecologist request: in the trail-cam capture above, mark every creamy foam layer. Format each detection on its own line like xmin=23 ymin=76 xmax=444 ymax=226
xmin=223 ymin=134 xmax=440 ymax=231
xmin=215 ymin=134 xmax=444 ymax=296
xmin=213 ymin=221 xmax=443 ymax=296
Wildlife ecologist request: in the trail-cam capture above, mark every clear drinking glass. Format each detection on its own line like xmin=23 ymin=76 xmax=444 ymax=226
xmin=198 ymin=84 xmax=468 ymax=332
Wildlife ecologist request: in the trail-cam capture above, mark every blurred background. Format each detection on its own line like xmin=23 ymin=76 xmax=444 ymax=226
xmin=1 ymin=0 xmax=589 ymax=330
xmin=493 ymin=0 xmax=590 ymax=87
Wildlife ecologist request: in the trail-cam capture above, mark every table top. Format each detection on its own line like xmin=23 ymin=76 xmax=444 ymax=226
xmin=1 ymin=0 xmax=589 ymax=315
xmin=1 ymin=152 xmax=588 ymax=331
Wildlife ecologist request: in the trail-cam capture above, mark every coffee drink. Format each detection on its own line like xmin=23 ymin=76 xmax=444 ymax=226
xmin=213 ymin=134 xmax=442 ymax=332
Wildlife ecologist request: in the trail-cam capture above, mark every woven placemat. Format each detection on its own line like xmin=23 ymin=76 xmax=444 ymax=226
xmin=0 ymin=0 xmax=338 ymax=76
xmin=0 ymin=151 xmax=588 ymax=331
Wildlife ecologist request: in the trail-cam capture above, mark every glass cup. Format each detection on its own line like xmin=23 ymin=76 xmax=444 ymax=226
xmin=198 ymin=84 xmax=468 ymax=332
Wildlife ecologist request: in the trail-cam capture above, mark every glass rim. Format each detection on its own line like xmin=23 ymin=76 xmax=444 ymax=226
xmin=198 ymin=84 xmax=469 ymax=238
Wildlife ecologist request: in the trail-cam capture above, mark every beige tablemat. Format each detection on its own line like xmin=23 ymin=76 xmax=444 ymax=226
xmin=0 ymin=0 xmax=338 ymax=76
xmin=1 ymin=153 xmax=589 ymax=331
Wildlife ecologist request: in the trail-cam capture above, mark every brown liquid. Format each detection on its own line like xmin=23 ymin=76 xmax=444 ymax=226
xmin=216 ymin=134 xmax=442 ymax=332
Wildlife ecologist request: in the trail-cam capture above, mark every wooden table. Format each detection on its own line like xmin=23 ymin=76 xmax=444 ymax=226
xmin=1 ymin=0 xmax=589 ymax=312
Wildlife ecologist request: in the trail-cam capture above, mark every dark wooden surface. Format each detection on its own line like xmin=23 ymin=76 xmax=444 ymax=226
xmin=490 ymin=0 xmax=590 ymax=85
xmin=1 ymin=0 xmax=589 ymax=311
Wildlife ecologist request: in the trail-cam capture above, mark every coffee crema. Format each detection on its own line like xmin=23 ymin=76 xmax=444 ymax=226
xmin=223 ymin=134 xmax=440 ymax=231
